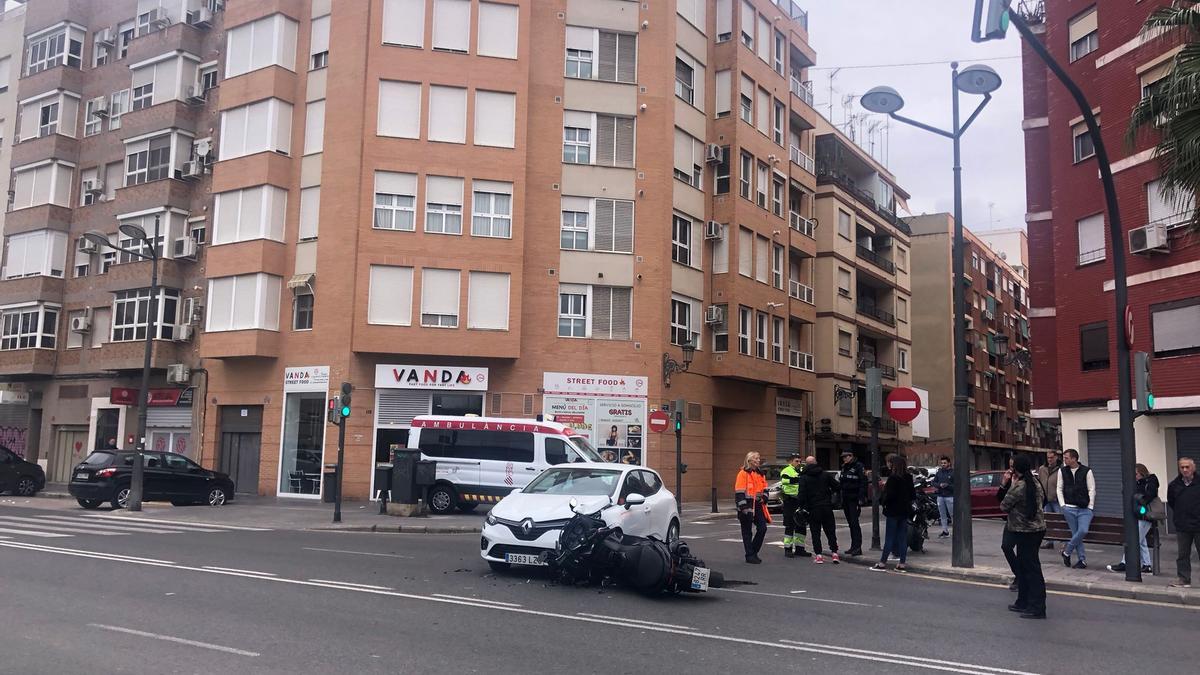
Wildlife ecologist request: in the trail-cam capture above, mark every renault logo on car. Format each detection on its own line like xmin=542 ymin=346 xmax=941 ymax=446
xmin=520 ymin=519 xmax=534 ymax=536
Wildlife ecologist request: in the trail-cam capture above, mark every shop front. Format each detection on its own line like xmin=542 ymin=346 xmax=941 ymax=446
xmin=105 ymin=386 xmax=196 ymax=457
xmin=542 ymin=372 xmax=648 ymax=465
xmin=277 ymin=366 xmax=329 ymax=499
xmin=371 ymin=364 xmax=489 ymax=497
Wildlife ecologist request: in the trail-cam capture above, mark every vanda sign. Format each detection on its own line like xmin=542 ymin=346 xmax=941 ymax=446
xmin=374 ymin=365 xmax=489 ymax=391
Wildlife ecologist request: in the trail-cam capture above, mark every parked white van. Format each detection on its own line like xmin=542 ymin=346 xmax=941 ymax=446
xmin=408 ymin=415 xmax=604 ymax=514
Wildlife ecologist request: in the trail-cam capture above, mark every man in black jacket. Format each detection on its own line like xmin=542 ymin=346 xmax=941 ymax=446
xmin=798 ymin=456 xmax=841 ymax=564
xmin=839 ymin=451 xmax=868 ymax=556
xmin=1168 ymin=457 xmax=1200 ymax=588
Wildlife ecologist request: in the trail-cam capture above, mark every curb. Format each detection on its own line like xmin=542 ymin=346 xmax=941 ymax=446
xmin=835 ymin=549 xmax=1199 ymax=607
xmin=309 ymin=525 xmax=481 ymax=534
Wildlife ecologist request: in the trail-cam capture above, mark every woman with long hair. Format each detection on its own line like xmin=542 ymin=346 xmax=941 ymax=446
xmin=872 ymin=453 xmax=915 ymax=572
xmin=1108 ymin=463 xmax=1161 ymax=574
xmin=1000 ymin=455 xmax=1047 ymax=619
xmin=735 ymin=451 xmax=772 ymax=564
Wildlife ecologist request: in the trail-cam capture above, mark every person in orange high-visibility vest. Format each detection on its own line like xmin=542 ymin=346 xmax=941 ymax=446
xmin=735 ymin=451 xmax=773 ymax=564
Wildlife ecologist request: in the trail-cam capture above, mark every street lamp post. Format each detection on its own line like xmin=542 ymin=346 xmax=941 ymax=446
xmin=861 ymin=64 xmax=1002 ymax=568
xmin=84 ymin=214 xmax=162 ymax=512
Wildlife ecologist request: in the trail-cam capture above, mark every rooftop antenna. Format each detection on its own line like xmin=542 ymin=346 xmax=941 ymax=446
xmin=827 ymin=68 xmax=841 ymax=122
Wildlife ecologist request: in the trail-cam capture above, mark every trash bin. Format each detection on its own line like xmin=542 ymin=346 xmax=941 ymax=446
xmin=415 ymin=459 xmax=437 ymax=489
xmin=391 ymin=449 xmax=420 ymax=504
xmin=374 ymin=462 xmax=393 ymax=501
xmin=322 ymin=463 xmax=338 ymax=503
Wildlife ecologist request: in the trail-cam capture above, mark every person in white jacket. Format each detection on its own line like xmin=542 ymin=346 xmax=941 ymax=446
xmin=1057 ymin=449 xmax=1096 ymax=569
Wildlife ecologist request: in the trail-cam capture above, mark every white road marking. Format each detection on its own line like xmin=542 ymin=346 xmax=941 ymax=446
xmin=75 ymin=514 xmax=269 ymax=531
xmin=0 ymin=526 xmax=72 ymax=539
xmin=88 ymin=624 xmax=259 ymax=657
xmin=711 ymin=587 xmax=880 ymax=607
xmin=2 ymin=541 xmax=175 ymax=565
xmin=576 ymin=613 xmax=692 ymax=630
xmin=780 ymin=640 xmax=1032 ymax=675
xmin=31 ymin=515 xmax=198 ymax=534
xmin=4 ymin=541 xmax=1050 ymax=674
xmin=302 ymin=547 xmax=414 ymax=559
xmin=900 ymin=571 xmax=1200 ymax=610
xmin=0 ymin=516 xmax=127 ymax=535
xmin=308 ymin=579 xmax=394 ymax=590
xmin=789 ymin=590 xmax=808 ymax=594
xmin=433 ymin=594 xmax=522 ymax=608
xmin=687 ymin=521 xmax=713 ymax=526
xmin=202 ymin=566 xmax=277 ymax=576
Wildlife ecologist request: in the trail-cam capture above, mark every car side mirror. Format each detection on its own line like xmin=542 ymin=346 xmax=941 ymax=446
xmin=624 ymin=493 xmax=646 ymax=509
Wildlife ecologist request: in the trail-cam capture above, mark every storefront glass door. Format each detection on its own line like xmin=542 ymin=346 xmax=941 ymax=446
xmin=279 ymin=391 xmax=326 ymax=496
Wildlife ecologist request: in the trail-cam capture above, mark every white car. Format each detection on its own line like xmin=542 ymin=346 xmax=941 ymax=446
xmin=480 ymin=463 xmax=679 ymax=572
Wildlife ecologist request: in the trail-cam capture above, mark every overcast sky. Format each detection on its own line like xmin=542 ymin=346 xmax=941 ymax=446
xmin=806 ymin=1 xmax=1027 ymax=233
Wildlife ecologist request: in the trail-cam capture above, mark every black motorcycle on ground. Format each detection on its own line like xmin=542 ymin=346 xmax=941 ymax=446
xmin=548 ymin=498 xmax=724 ymax=595
xmin=908 ymin=476 xmax=940 ymax=552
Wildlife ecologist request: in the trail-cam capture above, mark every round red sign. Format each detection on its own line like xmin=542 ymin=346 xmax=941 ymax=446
xmin=885 ymin=388 xmax=922 ymax=424
xmin=648 ymin=410 xmax=671 ymax=433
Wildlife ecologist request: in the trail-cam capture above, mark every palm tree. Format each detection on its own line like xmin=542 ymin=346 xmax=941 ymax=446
xmin=1128 ymin=2 xmax=1200 ymax=228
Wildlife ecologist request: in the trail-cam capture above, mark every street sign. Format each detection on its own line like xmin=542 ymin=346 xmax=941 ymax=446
xmin=648 ymin=410 xmax=670 ymax=433
xmin=885 ymin=388 xmax=922 ymax=424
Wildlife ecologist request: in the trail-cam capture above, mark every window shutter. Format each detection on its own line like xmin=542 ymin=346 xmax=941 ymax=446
xmin=369 ymin=265 xmax=413 ymax=325
xmin=738 ymin=227 xmax=753 ymax=276
xmin=715 ymin=70 xmax=730 ymax=115
xmin=610 ymin=287 xmax=631 ymax=340
xmin=238 ymin=186 xmax=264 ymax=239
xmin=616 ymin=33 xmax=636 ymax=83
xmin=597 ymin=31 xmax=617 ymax=81
xmin=474 ymin=90 xmax=516 ymax=148
xmin=383 ymin=0 xmax=424 ymax=47
xmin=304 ymin=100 xmax=325 ymax=155
xmin=674 ymin=128 xmax=691 ymax=175
xmin=468 ymin=271 xmax=510 ymax=330
xmin=756 ymin=88 xmax=770 ymax=135
xmin=716 ymin=0 xmax=732 ymax=37
xmin=376 ymin=171 xmax=416 ymax=196
xmin=311 ymin=15 xmax=330 ymax=56
xmin=428 ymin=85 xmax=467 ymax=143
xmin=425 ymin=175 xmax=463 ymax=205
xmin=594 ymin=198 xmax=615 ymax=251
xmin=1152 ymin=304 xmax=1200 ymax=354
xmin=756 ymin=15 xmax=770 ymax=62
xmin=378 ymin=81 xmax=421 ymax=138
xmin=1077 ymin=214 xmax=1104 ymax=260
xmin=421 ymin=268 xmax=461 ymax=317
xmin=432 ymin=0 xmax=471 ymax=52
xmin=299 ymin=187 xmax=320 ymax=240
xmin=477 ymin=2 xmax=518 ymax=59
xmin=613 ymin=200 xmax=634 ymax=253
xmin=1068 ymin=9 xmax=1097 ymax=44
xmin=592 ymin=286 xmax=613 ymax=338
xmin=596 ymin=114 xmax=615 ymax=165
xmin=740 ymin=1 xmax=755 ymax=39
xmin=614 ymin=116 xmax=635 ymax=166
xmin=565 ymin=26 xmax=593 ymax=51
xmin=755 ymin=235 xmax=768 ymax=283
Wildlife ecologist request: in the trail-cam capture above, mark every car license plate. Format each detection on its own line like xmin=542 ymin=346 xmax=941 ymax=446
xmin=690 ymin=567 xmax=710 ymax=592
xmin=75 ymin=472 xmax=89 ymax=480
xmin=505 ymin=553 xmax=547 ymax=566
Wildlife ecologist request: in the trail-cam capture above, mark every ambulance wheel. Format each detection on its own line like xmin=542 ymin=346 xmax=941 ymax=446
xmin=427 ymin=483 xmax=457 ymax=514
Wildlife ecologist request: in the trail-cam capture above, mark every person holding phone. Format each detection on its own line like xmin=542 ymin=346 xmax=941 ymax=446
xmin=999 ymin=455 xmax=1047 ymax=619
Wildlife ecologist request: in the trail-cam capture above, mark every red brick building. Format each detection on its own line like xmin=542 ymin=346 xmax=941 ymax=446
xmin=1022 ymin=0 xmax=1200 ymax=516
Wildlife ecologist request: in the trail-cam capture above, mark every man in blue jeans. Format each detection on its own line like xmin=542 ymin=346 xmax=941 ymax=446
xmin=934 ymin=455 xmax=954 ymax=537
xmin=1056 ymin=449 xmax=1096 ymax=569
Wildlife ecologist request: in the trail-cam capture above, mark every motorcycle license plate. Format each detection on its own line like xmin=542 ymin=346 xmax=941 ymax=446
xmin=505 ymin=553 xmax=547 ymax=566
xmin=690 ymin=567 xmax=711 ymax=592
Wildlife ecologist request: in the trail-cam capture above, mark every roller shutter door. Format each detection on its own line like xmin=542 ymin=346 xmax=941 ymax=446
xmin=775 ymin=415 xmax=802 ymax=460
xmin=377 ymin=390 xmax=431 ymax=426
xmin=1085 ymin=429 xmax=1122 ymax=516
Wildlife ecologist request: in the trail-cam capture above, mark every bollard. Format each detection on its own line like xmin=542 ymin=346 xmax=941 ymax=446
xmin=711 ymin=487 xmax=718 ymax=513
xmin=1152 ymin=522 xmax=1161 ymax=576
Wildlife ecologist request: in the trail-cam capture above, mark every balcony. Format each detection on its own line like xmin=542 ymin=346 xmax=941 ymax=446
xmin=0 ymin=348 xmax=56 ymax=377
xmin=772 ymin=0 xmax=809 ymax=30
xmin=788 ymin=349 xmax=814 ymax=372
xmin=789 ymin=211 xmax=815 ymax=238
xmin=856 ymin=245 xmax=896 ymax=274
xmin=859 ymin=416 xmax=899 ymax=434
xmin=856 ymin=301 xmax=896 ymax=327
xmin=856 ymin=355 xmax=897 ymax=380
xmin=789 ymin=77 xmax=815 ymax=107
xmin=788 ymin=279 xmax=814 ymax=304
xmin=789 ymin=145 xmax=815 ymax=174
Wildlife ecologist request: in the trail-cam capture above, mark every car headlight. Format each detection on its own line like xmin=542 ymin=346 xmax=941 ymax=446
xmin=485 ymin=512 xmax=497 ymax=526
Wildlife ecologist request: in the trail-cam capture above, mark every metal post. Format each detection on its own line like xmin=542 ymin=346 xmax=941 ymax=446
xmin=675 ymin=424 xmax=683 ymax=513
xmin=870 ymin=416 xmax=881 ymax=550
xmin=950 ymin=65 xmax=974 ymax=569
xmin=129 ymin=214 xmax=161 ymax=513
xmin=333 ymin=417 xmax=345 ymax=523
xmin=1010 ymin=12 xmax=1140 ymax=582
xmin=710 ymin=487 xmax=718 ymax=514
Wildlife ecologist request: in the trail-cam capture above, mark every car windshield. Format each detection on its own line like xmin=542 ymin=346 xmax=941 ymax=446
xmin=81 ymin=451 xmax=116 ymax=467
xmin=568 ymin=436 xmax=603 ymax=462
xmin=523 ymin=467 xmax=622 ymax=496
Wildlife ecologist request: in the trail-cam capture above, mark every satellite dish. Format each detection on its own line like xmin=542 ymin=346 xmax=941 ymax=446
xmin=999 ymin=252 xmax=1008 ymax=260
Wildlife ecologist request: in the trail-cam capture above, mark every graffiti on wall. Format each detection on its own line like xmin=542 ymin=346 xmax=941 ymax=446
xmin=0 ymin=426 xmax=29 ymax=458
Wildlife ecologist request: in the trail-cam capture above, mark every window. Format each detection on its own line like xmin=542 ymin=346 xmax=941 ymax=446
xmin=377 ymin=81 xmax=421 ymax=139
xmin=771 ymin=174 xmax=784 ymax=216
xmin=678 ymin=0 xmax=706 ymax=30
xmin=116 ymin=21 xmax=134 ymax=60
xmin=132 ymin=82 xmax=153 ymax=111
xmin=367 ymin=265 xmax=414 ymax=326
xmin=205 ymin=273 xmax=282 ymax=332
xmin=896 ymin=247 xmax=908 ymax=271
xmin=310 ymin=15 xmax=330 ymax=70
xmin=200 ymin=64 xmax=219 ymax=92
xmin=84 ymin=98 xmax=103 ymax=136
xmin=25 ymin=25 xmax=83 ymax=75
xmin=560 ymin=209 xmax=589 ymax=250
xmin=771 ymin=316 xmax=784 ymax=363
xmin=468 ymin=271 xmax=510 ymax=330
xmin=1076 ymin=213 xmax=1105 ymax=265
xmin=374 ymin=171 xmax=416 ymax=231
xmin=772 ymin=99 xmax=785 ymax=145
xmin=838 ymin=330 xmax=852 ymax=357
xmin=421 ymin=268 xmax=460 ymax=327
xmin=558 ymin=288 xmax=587 ymax=337
xmin=79 ymin=168 xmax=100 ymax=206
xmin=428 ymin=85 xmax=467 ymax=143
xmin=1152 ymin=299 xmax=1200 ymax=357
xmin=108 ymin=90 xmax=129 ymax=131
xmin=425 ymin=176 xmax=464 ymax=234
xmin=432 ymin=0 xmax=470 ymax=52
xmin=212 ymin=186 xmax=288 ymax=244
xmin=739 ymin=152 xmax=752 ymax=199
xmin=1146 ymin=178 xmax=1190 ymax=229
xmin=298 ymin=187 xmax=319 ymax=241
xmin=1079 ymin=322 xmax=1109 ymax=371
xmin=738 ymin=306 xmax=751 ymax=355
xmin=673 ymin=129 xmax=703 ymax=189
xmin=756 ymin=162 xmax=768 ymax=208
xmin=66 ymin=309 xmax=85 ymax=348
xmin=303 ymin=100 xmax=325 ymax=155
xmin=898 ymin=348 xmax=910 ymax=372
xmin=38 ymin=100 xmax=60 ymax=137
xmin=739 ymin=75 xmax=753 ymax=123
xmin=565 ymin=48 xmax=593 ymax=78
xmin=3 ymin=230 xmax=68 ymax=279
xmin=755 ymin=311 xmax=768 ymax=359
xmin=111 ymin=288 xmax=180 ymax=341
xmin=1068 ymin=8 xmax=1098 ymax=62
xmin=738 ymin=227 xmax=753 ymax=277
xmin=124 ymin=134 xmax=172 ymax=186
xmin=773 ymin=31 xmax=785 ymax=74
xmin=672 ymin=214 xmax=692 ymax=266
xmin=755 ymin=235 xmax=768 ymax=283
xmin=715 ymin=146 xmax=730 ymax=194
xmin=675 ymin=57 xmax=694 ymax=105
xmin=595 ymin=114 xmax=635 ymax=167
xmin=837 ymin=210 xmax=852 ymax=239
xmin=189 ymin=219 xmax=206 ymax=246
xmin=713 ymin=304 xmax=729 ymax=352
xmin=478 ymin=2 xmax=519 ymax=59
xmin=0 ymin=305 xmax=58 ymax=350
xmin=598 ymin=30 xmax=636 ymax=83
xmin=670 ymin=298 xmax=691 ymax=346
xmin=837 ymin=268 xmax=852 ymax=296
xmin=293 ymin=293 xmax=314 ymax=330
xmin=471 ymin=181 xmax=513 ymax=238
xmin=10 ymin=162 xmax=73 ymax=211
xmin=772 ymin=244 xmax=784 ymax=289
xmin=740 ymin=1 xmax=754 ymax=48
xmin=838 ymin=392 xmax=853 ymax=417
xmin=897 ymin=297 xmax=908 ymax=323
xmin=563 ymin=125 xmax=590 ymax=163
xmin=716 ymin=0 xmax=733 ymax=41
xmin=474 ymin=90 xmax=516 ymax=148
xmin=715 ymin=69 xmax=731 ymax=117
xmin=225 ymin=14 xmax=299 ymax=77
xmin=593 ymin=198 xmax=634 ymax=253
xmin=383 ymin=0 xmax=425 ymax=47
xmin=1072 ymin=122 xmax=1095 ymax=162
xmin=220 ymin=99 xmax=293 ymax=159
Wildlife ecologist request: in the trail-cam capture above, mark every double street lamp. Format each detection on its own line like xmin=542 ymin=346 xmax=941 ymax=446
xmin=861 ymin=63 xmax=1002 ymax=569
xmin=83 ymin=214 xmax=162 ymax=513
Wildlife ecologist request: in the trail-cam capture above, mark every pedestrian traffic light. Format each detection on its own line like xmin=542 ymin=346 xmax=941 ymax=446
xmin=328 ymin=395 xmax=342 ymax=424
xmin=1134 ymin=351 xmax=1154 ymax=412
xmin=972 ymin=0 xmax=1011 ymax=42
xmin=340 ymin=381 xmax=353 ymax=418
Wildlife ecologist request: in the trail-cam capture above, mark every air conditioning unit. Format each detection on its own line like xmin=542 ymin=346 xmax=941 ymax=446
xmin=166 ymin=363 xmax=191 ymax=383
xmin=70 ymin=312 xmax=92 ymax=333
xmin=704 ymin=305 xmax=726 ymax=325
xmin=173 ymin=237 xmax=198 ymax=259
xmin=96 ymin=28 xmax=115 ymax=49
xmin=186 ymin=8 xmax=214 ymax=28
xmin=89 ymin=96 xmax=109 ymax=118
xmin=77 ymin=237 xmax=99 ymax=254
xmin=703 ymin=220 xmax=725 ymax=240
xmin=182 ymin=297 xmax=202 ymax=325
xmin=179 ymin=161 xmax=202 ymax=180
xmin=185 ymin=85 xmax=207 ymax=105
xmin=705 ymin=143 xmax=723 ymax=163
xmin=173 ymin=325 xmax=194 ymax=343
xmin=1129 ymin=222 xmax=1169 ymax=255
xmin=82 ymin=179 xmax=104 ymax=195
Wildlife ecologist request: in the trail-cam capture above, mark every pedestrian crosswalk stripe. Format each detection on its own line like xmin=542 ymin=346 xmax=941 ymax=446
xmin=31 ymin=515 xmax=207 ymax=534
xmin=0 ymin=526 xmax=71 ymax=539
xmin=0 ymin=516 xmax=127 ymax=536
xmin=74 ymin=513 xmax=270 ymax=531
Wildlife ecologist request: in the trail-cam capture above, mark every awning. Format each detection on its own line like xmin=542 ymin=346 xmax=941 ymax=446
xmin=287 ymin=273 xmax=314 ymax=290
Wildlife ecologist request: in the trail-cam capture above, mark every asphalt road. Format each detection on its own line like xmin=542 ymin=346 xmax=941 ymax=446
xmin=0 ymin=504 xmax=1193 ymax=674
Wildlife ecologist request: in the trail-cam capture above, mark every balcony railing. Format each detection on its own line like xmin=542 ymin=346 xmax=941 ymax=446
xmin=859 ymin=416 xmax=899 ymax=434
xmin=856 ymin=301 xmax=896 ymax=327
xmin=789 ymin=211 xmax=815 ymax=238
xmin=773 ymin=0 xmax=809 ymax=29
xmin=788 ymin=278 xmax=814 ymax=304
xmin=856 ymin=354 xmax=897 ymax=380
xmin=788 ymin=349 xmax=814 ymax=371
xmin=789 ymin=145 xmax=815 ymax=174
xmin=815 ymin=168 xmax=911 ymax=235
xmin=856 ymin=245 xmax=896 ymax=274
xmin=789 ymin=77 xmax=815 ymax=107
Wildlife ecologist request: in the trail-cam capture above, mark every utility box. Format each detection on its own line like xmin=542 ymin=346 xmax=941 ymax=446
xmin=415 ymin=459 xmax=437 ymax=488
xmin=391 ymin=449 xmax=423 ymax=504
xmin=322 ymin=464 xmax=338 ymax=504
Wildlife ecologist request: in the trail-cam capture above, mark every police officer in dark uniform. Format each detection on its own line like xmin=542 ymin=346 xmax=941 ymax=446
xmin=839 ymin=451 xmax=868 ymax=556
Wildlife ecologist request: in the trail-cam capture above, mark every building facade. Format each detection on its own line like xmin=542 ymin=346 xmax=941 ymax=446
xmin=908 ymin=213 xmax=1053 ymax=470
xmin=0 ymin=1 xmax=29 ymax=451
xmin=1022 ymin=0 xmax=1200 ymax=516
xmin=976 ymin=227 xmax=1029 ymax=281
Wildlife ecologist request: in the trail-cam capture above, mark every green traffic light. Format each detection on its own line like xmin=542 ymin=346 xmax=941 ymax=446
xmin=1146 ymin=393 xmax=1155 ymax=410
xmin=341 ymin=405 xmax=351 ymax=417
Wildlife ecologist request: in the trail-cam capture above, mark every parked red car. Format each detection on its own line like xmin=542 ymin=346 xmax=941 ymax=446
xmin=970 ymin=471 xmax=1008 ymax=518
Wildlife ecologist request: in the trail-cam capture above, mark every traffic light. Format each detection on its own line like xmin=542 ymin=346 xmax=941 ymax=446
xmin=339 ymin=381 xmax=353 ymax=418
xmin=972 ymin=0 xmax=1011 ymax=42
xmin=674 ymin=410 xmax=684 ymax=432
xmin=328 ymin=395 xmax=342 ymax=424
xmin=1134 ymin=351 xmax=1154 ymax=412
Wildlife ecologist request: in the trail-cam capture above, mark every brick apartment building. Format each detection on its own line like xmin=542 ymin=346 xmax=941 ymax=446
xmin=0 ymin=0 xmax=918 ymax=504
xmin=1022 ymin=0 xmax=1200 ymax=516
xmin=0 ymin=1 xmax=29 ymax=449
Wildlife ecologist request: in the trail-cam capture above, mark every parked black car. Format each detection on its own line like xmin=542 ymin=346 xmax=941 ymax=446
xmin=68 ymin=450 xmax=235 ymax=510
xmin=0 ymin=445 xmax=45 ymax=496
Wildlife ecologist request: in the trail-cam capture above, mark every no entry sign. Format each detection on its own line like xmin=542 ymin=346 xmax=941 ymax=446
xmin=648 ymin=410 xmax=671 ymax=433
xmin=885 ymin=388 xmax=922 ymax=424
